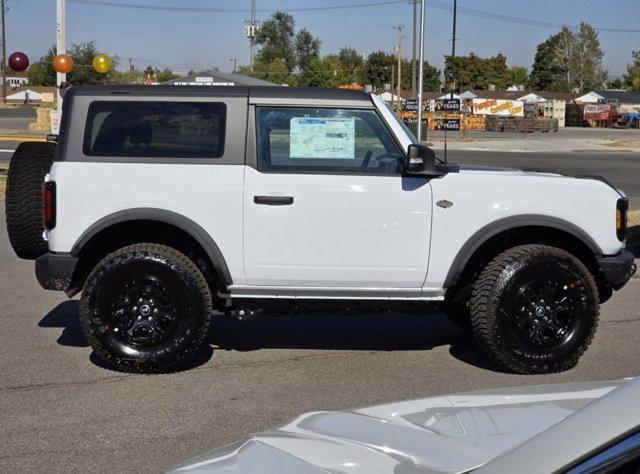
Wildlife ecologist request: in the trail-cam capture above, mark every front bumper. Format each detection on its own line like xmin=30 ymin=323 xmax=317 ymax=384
xmin=597 ymin=250 xmax=637 ymax=291
xmin=35 ymin=252 xmax=79 ymax=294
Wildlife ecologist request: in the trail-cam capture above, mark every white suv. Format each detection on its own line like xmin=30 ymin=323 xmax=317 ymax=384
xmin=5 ymin=85 xmax=635 ymax=374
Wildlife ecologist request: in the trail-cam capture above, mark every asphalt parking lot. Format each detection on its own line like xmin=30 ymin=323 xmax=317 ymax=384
xmin=1 ymin=200 xmax=639 ymax=473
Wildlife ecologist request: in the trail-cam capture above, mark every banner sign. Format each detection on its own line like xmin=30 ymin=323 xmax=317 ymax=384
xmin=434 ymin=99 xmax=461 ymax=112
xmin=472 ymin=99 xmax=524 ymax=117
xmin=584 ymin=104 xmax=611 ymax=120
xmin=434 ymin=118 xmax=460 ymax=131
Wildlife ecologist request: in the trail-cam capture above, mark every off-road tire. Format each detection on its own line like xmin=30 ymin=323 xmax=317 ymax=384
xmin=80 ymin=243 xmax=213 ymax=373
xmin=5 ymin=142 xmax=56 ymax=259
xmin=469 ymin=244 xmax=599 ymax=374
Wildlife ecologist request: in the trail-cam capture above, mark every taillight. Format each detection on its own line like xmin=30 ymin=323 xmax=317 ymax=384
xmin=42 ymin=181 xmax=56 ymax=230
xmin=616 ymin=198 xmax=628 ymax=242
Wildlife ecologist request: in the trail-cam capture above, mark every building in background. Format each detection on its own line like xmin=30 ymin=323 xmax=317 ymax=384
xmin=2 ymin=75 xmax=29 ymax=87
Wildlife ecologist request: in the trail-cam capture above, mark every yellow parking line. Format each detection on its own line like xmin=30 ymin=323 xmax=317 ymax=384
xmin=0 ymin=136 xmax=46 ymax=142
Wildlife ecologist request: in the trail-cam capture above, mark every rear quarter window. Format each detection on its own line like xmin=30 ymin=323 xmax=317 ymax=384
xmin=83 ymin=101 xmax=226 ymax=158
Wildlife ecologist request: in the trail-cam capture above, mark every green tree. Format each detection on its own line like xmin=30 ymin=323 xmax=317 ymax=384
xmin=27 ymin=42 xmax=119 ymax=86
xmin=302 ymin=56 xmax=338 ymax=87
xmin=295 ymin=28 xmax=321 ymax=75
xmin=338 ymin=47 xmax=364 ymax=84
xmin=250 ymin=58 xmax=297 ymax=85
xmin=254 ymin=11 xmax=296 ymax=72
xmin=508 ymin=66 xmax=528 ymax=87
xmin=608 ymin=77 xmax=623 ymax=89
xmin=141 ymin=66 xmax=179 ymax=83
xmin=552 ymin=23 xmax=607 ymax=92
xmin=574 ymin=22 xmax=607 ymax=91
xmin=623 ymin=50 xmax=640 ymax=91
xmin=444 ymin=53 xmax=511 ymax=90
xmin=27 ymin=45 xmax=57 ymax=86
xmin=529 ymin=33 xmax=562 ymax=91
xmin=364 ymin=51 xmax=395 ymax=88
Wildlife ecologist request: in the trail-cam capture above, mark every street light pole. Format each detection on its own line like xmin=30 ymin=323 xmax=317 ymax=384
xmin=56 ymin=0 xmax=66 ymax=115
xmin=416 ymin=0 xmax=426 ymax=142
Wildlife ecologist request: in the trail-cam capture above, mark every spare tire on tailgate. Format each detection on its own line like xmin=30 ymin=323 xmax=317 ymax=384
xmin=5 ymin=142 xmax=56 ymax=260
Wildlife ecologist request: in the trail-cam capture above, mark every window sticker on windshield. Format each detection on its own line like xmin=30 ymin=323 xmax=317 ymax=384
xmin=290 ymin=117 xmax=355 ymax=159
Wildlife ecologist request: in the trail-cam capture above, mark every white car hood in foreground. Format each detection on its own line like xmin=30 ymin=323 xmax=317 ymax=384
xmin=171 ymin=380 xmax=627 ymax=473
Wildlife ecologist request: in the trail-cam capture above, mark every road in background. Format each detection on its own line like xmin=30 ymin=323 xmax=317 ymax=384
xmin=450 ymin=150 xmax=640 ymax=209
xmin=0 ymin=201 xmax=639 ymax=472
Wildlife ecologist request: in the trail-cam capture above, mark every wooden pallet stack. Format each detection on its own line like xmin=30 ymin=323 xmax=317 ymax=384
xmin=484 ymin=115 xmax=558 ymax=133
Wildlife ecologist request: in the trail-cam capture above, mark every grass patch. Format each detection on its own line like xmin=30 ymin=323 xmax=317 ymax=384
xmin=602 ymin=139 xmax=640 ymax=149
xmin=0 ymin=163 xmax=7 ymax=198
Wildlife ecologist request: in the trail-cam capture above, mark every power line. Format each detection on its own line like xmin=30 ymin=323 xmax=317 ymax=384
xmin=429 ymin=0 xmax=640 ymax=33
xmin=68 ymin=0 xmax=640 ymax=33
xmin=68 ymin=0 xmax=407 ymax=13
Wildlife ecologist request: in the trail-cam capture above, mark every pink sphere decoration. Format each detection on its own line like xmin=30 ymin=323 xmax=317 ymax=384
xmin=8 ymin=52 xmax=29 ymax=72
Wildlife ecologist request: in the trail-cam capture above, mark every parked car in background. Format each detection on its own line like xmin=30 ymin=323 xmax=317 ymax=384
xmin=171 ymin=377 xmax=640 ymax=473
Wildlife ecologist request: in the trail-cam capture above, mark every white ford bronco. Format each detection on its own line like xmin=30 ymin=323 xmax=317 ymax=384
xmin=5 ymin=85 xmax=635 ymax=374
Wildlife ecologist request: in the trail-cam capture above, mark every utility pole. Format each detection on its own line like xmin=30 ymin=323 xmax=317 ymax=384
xmin=128 ymin=57 xmax=134 ymax=74
xmin=411 ymin=0 xmax=417 ymax=98
xmin=1 ymin=0 xmax=7 ymax=104
xmin=394 ymin=25 xmax=403 ymax=113
xmin=449 ymin=0 xmax=457 ymax=99
xmin=244 ymin=0 xmax=258 ymax=70
xmin=416 ymin=0 xmax=426 ymax=142
xmin=230 ymin=58 xmax=237 ymax=74
xmin=56 ymin=0 xmax=66 ymax=115
xmin=390 ymin=64 xmax=395 ymax=107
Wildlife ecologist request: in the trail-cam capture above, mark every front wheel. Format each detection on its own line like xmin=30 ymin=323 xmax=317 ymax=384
xmin=470 ymin=245 xmax=599 ymax=374
xmin=80 ymin=243 xmax=213 ymax=373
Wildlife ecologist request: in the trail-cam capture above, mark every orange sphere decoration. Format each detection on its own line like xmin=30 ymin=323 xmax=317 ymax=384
xmin=53 ymin=54 xmax=73 ymax=74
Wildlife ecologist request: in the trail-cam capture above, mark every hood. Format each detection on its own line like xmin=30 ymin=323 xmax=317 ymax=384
xmin=170 ymin=380 xmax=626 ymax=474
xmin=459 ymin=164 xmax=564 ymax=178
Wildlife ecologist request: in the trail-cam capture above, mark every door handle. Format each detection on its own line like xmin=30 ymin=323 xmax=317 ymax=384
xmin=254 ymin=195 xmax=294 ymax=205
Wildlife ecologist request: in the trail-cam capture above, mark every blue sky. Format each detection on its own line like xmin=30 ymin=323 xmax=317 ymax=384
xmin=7 ymin=0 xmax=640 ymax=77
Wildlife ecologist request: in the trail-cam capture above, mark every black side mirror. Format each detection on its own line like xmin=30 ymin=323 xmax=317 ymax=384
xmin=405 ymin=143 xmax=436 ymax=174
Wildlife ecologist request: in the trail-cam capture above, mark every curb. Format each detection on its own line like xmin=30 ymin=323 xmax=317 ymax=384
xmin=0 ymin=136 xmax=46 ymax=142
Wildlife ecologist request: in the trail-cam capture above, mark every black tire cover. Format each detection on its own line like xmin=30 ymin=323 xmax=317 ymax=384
xmin=5 ymin=142 xmax=56 ymax=260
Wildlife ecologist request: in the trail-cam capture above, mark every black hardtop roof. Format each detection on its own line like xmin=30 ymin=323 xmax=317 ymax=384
xmin=66 ymin=85 xmax=372 ymax=102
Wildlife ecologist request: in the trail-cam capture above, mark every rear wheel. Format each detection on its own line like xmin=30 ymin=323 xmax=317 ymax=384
xmin=80 ymin=243 xmax=213 ymax=373
xmin=5 ymin=142 xmax=56 ymax=259
xmin=470 ymin=245 xmax=599 ymax=374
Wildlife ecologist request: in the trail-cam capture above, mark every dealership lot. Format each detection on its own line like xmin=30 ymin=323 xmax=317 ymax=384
xmin=0 ymin=201 xmax=638 ymax=473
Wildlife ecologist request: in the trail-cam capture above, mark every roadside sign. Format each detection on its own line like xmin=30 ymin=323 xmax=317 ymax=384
xmin=50 ymin=110 xmax=60 ymax=134
xmin=435 ymin=118 xmax=460 ymax=131
xmin=404 ymin=99 xmax=419 ymax=112
xmin=434 ymin=99 xmax=461 ymax=112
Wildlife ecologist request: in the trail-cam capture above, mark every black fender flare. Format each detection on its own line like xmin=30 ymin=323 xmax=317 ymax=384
xmin=71 ymin=208 xmax=233 ymax=287
xmin=443 ymin=214 xmax=603 ymax=288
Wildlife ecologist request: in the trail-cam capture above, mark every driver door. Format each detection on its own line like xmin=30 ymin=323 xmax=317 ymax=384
xmin=242 ymin=105 xmax=432 ymax=292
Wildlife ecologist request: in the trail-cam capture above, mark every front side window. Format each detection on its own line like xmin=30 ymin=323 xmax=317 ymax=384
xmin=83 ymin=101 xmax=226 ymax=158
xmin=256 ymin=107 xmax=403 ymax=175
